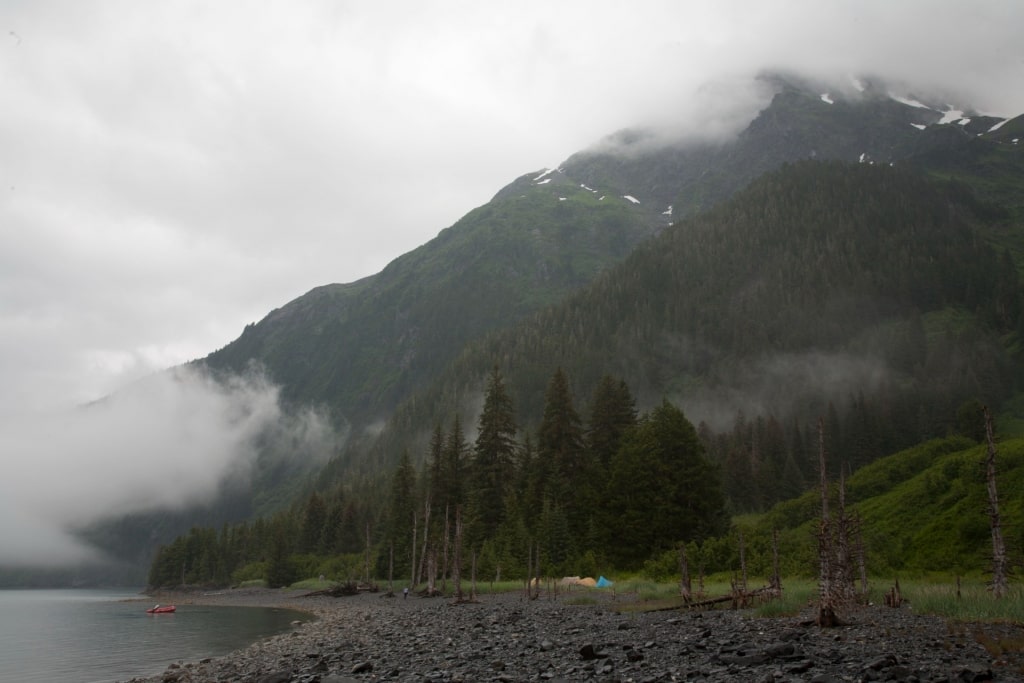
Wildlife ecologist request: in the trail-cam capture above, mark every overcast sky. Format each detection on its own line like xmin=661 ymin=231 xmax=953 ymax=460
xmin=2 ymin=0 xmax=1024 ymax=565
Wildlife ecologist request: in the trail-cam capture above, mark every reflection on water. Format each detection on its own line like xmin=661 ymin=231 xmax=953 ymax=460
xmin=0 ymin=589 xmax=307 ymax=683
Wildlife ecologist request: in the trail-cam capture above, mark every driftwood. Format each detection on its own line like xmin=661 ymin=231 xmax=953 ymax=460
xmin=304 ymin=581 xmax=379 ymax=598
xmin=648 ymin=585 xmax=779 ymax=613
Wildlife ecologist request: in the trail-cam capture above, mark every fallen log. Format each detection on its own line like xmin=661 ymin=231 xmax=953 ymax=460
xmin=647 ymin=586 xmax=778 ymax=612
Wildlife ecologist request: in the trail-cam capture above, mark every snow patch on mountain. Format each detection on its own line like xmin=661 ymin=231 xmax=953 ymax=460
xmin=820 ymin=93 xmax=834 ymax=105
xmin=623 ymin=195 xmax=640 ymax=205
xmin=911 ymin=123 xmax=926 ymax=130
xmin=890 ymin=93 xmax=930 ymax=109
xmin=662 ymin=205 xmax=673 ymax=216
xmin=987 ymin=119 xmax=1008 ymax=133
xmin=939 ymin=108 xmax=965 ymax=124
xmin=535 ymin=178 xmax=552 ymax=185
xmin=533 ymin=168 xmax=555 ymax=182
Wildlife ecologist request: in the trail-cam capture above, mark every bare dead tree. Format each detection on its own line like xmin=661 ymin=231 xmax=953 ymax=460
xmin=679 ymin=543 xmax=692 ymax=603
xmin=531 ymin=541 xmax=541 ymax=600
xmin=854 ymin=512 xmax=868 ymax=601
xmin=427 ymin=548 xmax=438 ymax=596
xmin=441 ymin=505 xmax=451 ymax=593
xmin=453 ymin=506 xmax=464 ymax=602
xmin=697 ymin=557 xmax=706 ymax=599
xmin=471 ymin=550 xmax=478 ymax=602
xmin=769 ymin=529 xmax=782 ymax=595
xmin=884 ymin=577 xmax=903 ymax=607
xmin=416 ymin=498 xmax=431 ymax=588
xmin=364 ymin=521 xmax=371 ymax=585
xmin=387 ymin=543 xmax=394 ymax=596
xmin=834 ymin=469 xmax=855 ymax=605
xmin=410 ymin=511 xmax=418 ymax=590
xmin=524 ymin=542 xmax=532 ymax=600
xmin=983 ymin=406 xmax=1009 ymax=599
xmin=740 ymin=531 xmax=749 ymax=593
xmin=816 ymin=416 xmax=838 ymax=626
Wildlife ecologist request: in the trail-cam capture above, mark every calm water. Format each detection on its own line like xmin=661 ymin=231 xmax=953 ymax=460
xmin=0 ymin=589 xmax=309 ymax=683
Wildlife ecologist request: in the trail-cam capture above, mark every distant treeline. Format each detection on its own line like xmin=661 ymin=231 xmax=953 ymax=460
xmin=148 ymin=363 xmax=992 ymax=589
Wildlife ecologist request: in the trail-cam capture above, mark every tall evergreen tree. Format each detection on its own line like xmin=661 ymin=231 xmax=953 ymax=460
xmin=384 ymin=450 xmax=417 ymax=575
xmin=468 ymin=366 xmax=518 ymax=546
xmin=586 ymin=375 xmax=638 ymax=468
xmin=535 ymin=368 xmax=587 ymax=541
xmin=602 ymin=399 xmax=727 ymax=568
xmin=298 ymin=491 xmax=327 ymax=555
xmin=438 ymin=415 xmax=469 ymax=513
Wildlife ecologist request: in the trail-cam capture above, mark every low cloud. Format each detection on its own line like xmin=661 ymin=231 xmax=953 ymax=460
xmin=0 ymin=366 xmax=337 ymax=567
xmin=679 ymin=350 xmax=890 ymax=432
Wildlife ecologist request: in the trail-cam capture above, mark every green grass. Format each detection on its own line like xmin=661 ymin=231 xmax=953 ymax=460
xmin=288 ymin=577 xmax=336 ymax=591
xmin=901 ymin=580 xmax=1024 ymax=622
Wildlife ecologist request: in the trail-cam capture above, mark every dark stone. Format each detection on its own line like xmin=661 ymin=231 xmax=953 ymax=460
xmin=864 ymin=653 xmax=898 ymax=670
xmin=766 ymin=641 xmax=795 ymax=658
xmin=956 ymin=663 xmax=994 ymax=682
xmin=887 ymin=664 xmax=915 ymax=680
xmin=350 ymin=661 xmax=373 ymax=674
xmin=785 ymin=659 xmax=814 ymax=674
xmin=256 ymin=672 xmax=292 ymax=683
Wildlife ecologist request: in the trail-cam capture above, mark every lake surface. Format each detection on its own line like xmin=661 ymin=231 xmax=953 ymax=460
xmin=0 ymin=589 xmax=308 ymax=683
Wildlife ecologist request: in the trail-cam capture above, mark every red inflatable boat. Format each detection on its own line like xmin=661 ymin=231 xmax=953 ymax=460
xmin=146 ymin=605 xmax=176 ymax=613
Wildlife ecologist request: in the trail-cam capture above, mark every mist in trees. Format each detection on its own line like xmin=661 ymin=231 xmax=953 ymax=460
xmin=148 ymin=368 xmax=732 ymax=587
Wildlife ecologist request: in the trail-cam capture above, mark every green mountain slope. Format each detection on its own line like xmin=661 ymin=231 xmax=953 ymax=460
xmin=363 ymin=161 xmax=1023 ymax=477
xmin=201 ymin=174 xmax=656 ymax=431
xmin=743 ymin=435 xmax=1024 ymax=577
xmin=201 ymin=74 xmax=1018 ymax=445
xmin=79 ymin=75 xmax=1024 ymax=580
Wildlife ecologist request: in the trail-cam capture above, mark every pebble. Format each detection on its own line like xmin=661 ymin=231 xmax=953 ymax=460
xmin=121 ymin=590 xmax=1024 ymax=682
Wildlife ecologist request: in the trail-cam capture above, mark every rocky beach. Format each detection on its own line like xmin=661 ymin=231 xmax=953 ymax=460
xmin=124 ymin=587 xmax=1024 ymax=682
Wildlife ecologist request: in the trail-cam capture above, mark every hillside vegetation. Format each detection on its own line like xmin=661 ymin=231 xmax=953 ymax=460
xmin=702 ymin=435 xmax=1024 ymax=582
xmin=365 ymin=161 xmax=1022 ymax=485
xmin=148 ymin=158 xmax=1024 ymax=588
xmin=95 ymin=75 xmax=1024 ymax=585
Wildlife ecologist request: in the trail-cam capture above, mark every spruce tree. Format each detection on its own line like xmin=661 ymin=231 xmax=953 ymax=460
xmin=603 ymin=399 xmax=726 ymax=568
xmin=385 ymin=450 xmax=417 ymax=576
xmin=535 ymin=368 xmax=587 ymax=543
xmin=469 ymin=366 xmax=518 ymax=545
xmin=586 ymin=375 xmax=638 ymax=469
xmin=298 ymin=491 xmax=327 ymax=555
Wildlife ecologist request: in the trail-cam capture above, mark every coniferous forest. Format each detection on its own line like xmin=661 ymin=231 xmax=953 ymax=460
xmin=148 ymin=157 xmax=1024 ymax=589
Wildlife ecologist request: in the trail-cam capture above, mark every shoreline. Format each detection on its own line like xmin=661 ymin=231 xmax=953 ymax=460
xmin=122 ymin=587 xmax=1024 ymax=682
xmin=140 ymin=585 xmax=330 ymax=613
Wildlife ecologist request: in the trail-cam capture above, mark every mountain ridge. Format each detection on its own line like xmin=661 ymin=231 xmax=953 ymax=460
xmin=64 ymin=72 xmax=1024 ymax=581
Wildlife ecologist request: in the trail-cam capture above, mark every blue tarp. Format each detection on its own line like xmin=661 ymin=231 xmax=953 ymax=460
xmin=596 ymin=575 xmax=613 ymax=588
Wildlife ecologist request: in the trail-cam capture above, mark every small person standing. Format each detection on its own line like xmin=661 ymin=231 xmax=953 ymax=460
xmin=403 ymin=587 xmax=409 ymax=599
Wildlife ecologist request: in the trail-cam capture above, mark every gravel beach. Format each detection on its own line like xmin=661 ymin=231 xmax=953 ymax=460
xmin=123 ymin=587 xmax=1024 ymax=682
